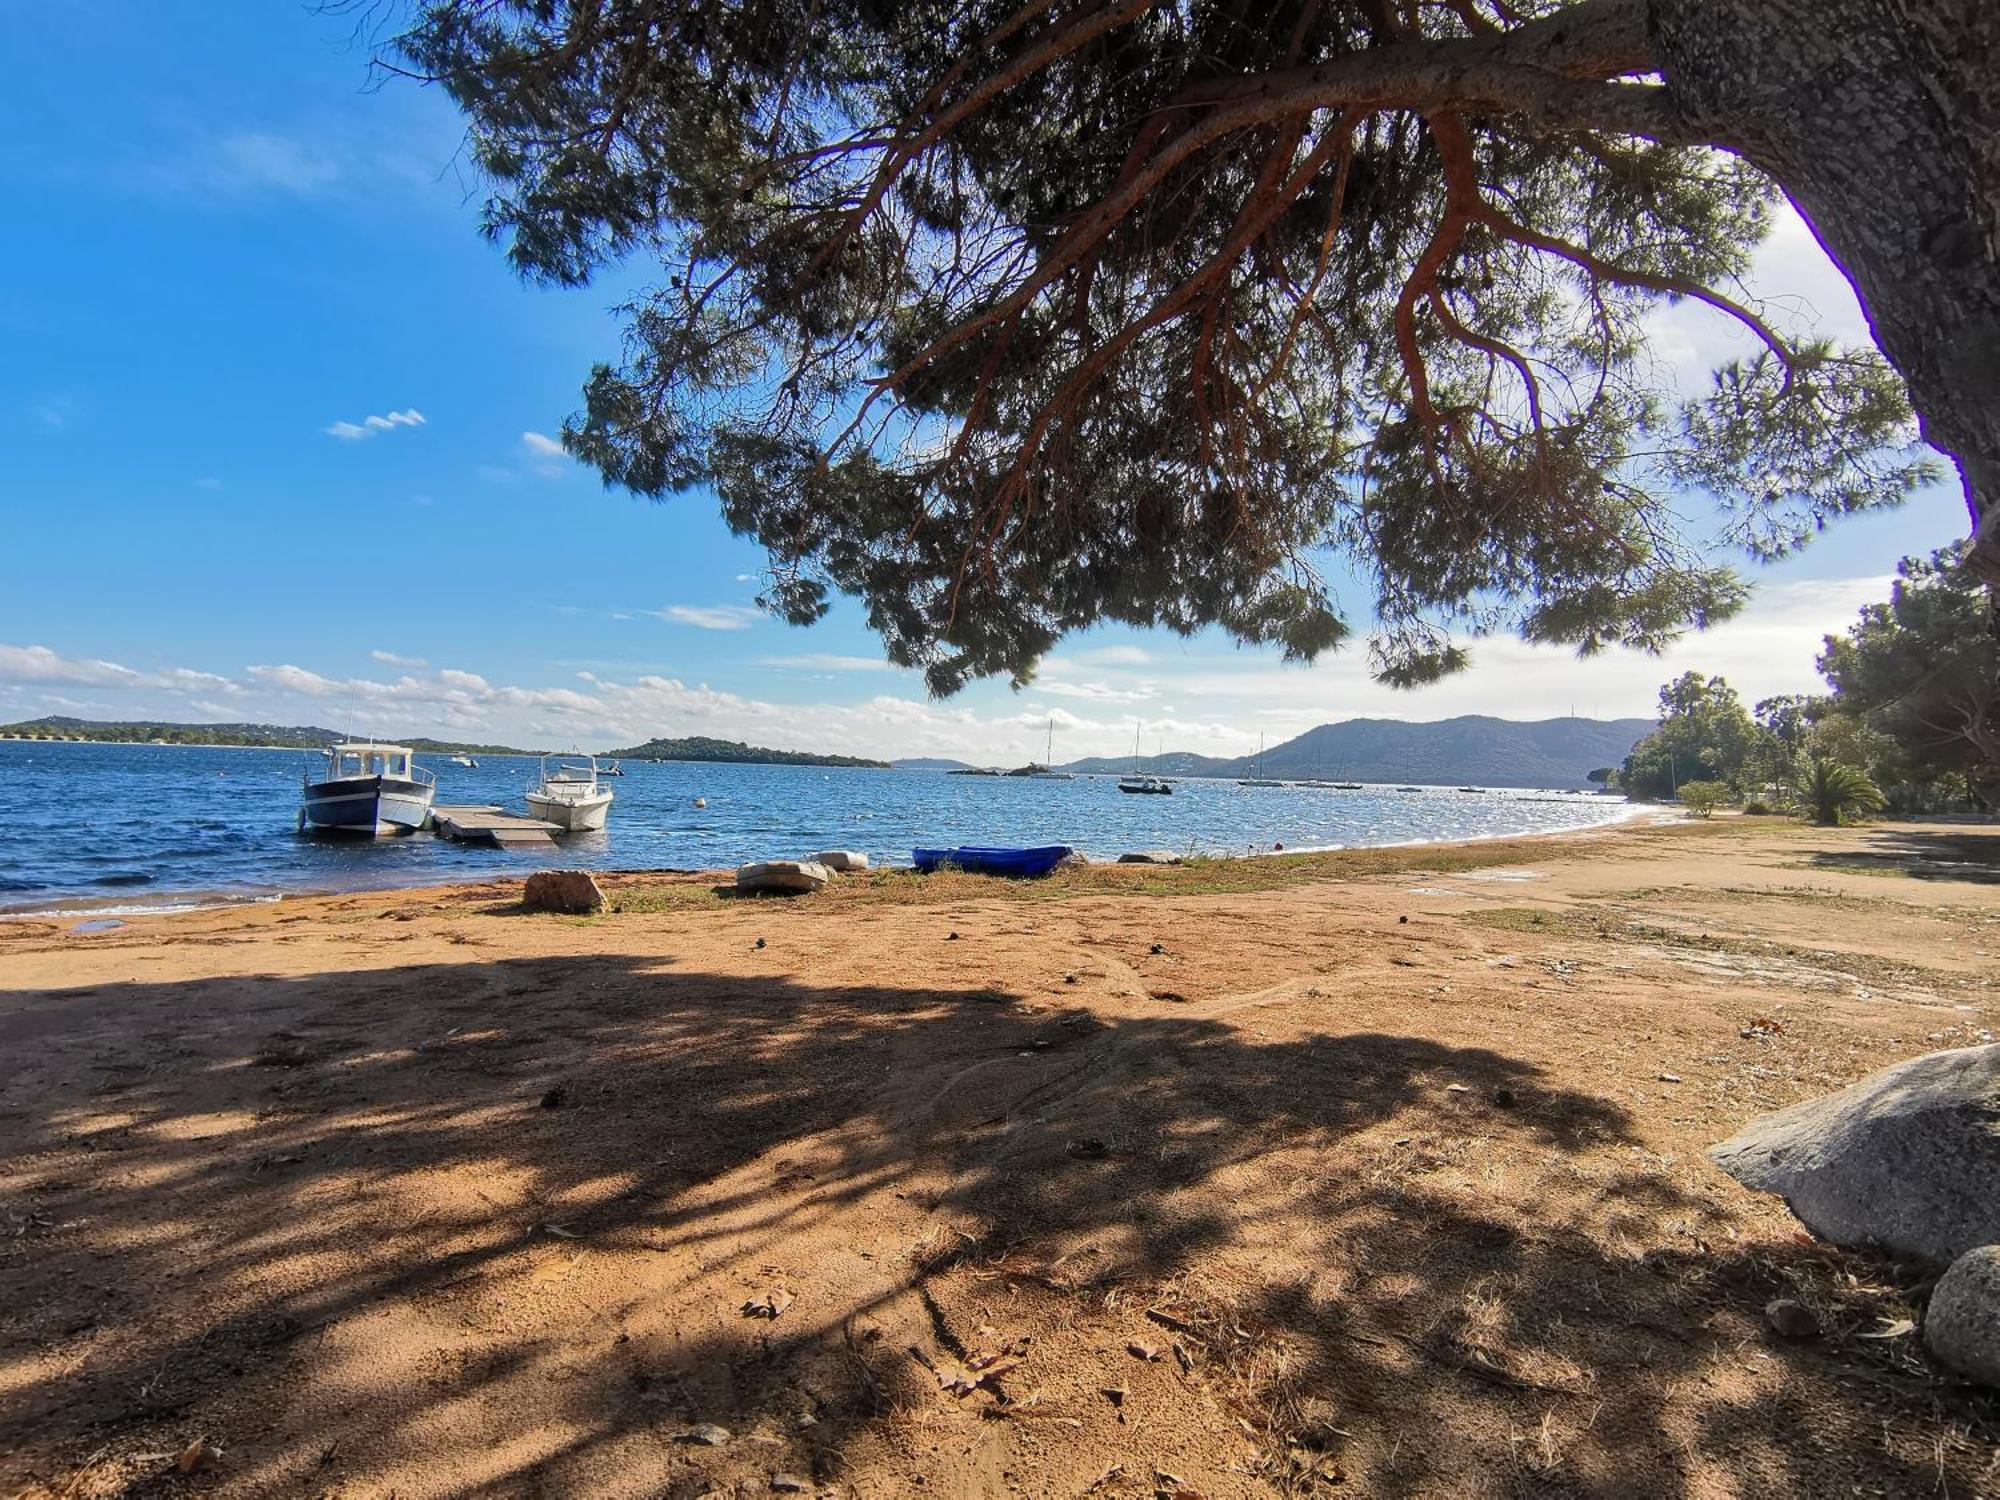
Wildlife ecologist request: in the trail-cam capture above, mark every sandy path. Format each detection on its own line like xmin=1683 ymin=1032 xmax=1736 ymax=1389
xmin=1 ymin=818 xmax=1995 ymax=1498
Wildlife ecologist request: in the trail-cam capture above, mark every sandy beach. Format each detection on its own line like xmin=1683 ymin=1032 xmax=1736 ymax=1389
xmin=3 ymin=816 xmax=1996 ymax=1497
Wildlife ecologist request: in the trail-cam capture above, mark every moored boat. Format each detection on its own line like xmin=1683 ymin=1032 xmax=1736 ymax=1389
xmin=524 ymin=754 xmax=615 ymax=832
xmin=450 ymin=753 xmax=478 ymax=768
xmin=1116 ymin=727 xmax=1173 ymax=793
xmin=300 ymin=742 xmax=437 ymax=835
xmin=1237 ymin=733 xmax=1287 ymax=787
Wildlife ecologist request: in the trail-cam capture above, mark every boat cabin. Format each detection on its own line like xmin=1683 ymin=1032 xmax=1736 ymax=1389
xmin=324 ymin=743 xmax=419 ymax=780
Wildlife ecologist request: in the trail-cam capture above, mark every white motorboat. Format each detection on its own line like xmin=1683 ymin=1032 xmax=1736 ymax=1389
xmin=524 ymin=754 xmax=614 ymax=832
xmin=301 ymin=742 xmax=436 ymax=834
xmin=450 ymin=753 xmax=478 ymax=768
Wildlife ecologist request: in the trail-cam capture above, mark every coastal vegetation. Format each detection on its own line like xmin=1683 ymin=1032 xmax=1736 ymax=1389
xmin=391 ymin=0 xmax=1990 ymax=696
xmin=0 ymin=716 xmax=535 ymax=756
xmin=599 ymin=733 xmax=888 ymax=767
xmin=1619 ymin=545 xmax=1999 ymax=815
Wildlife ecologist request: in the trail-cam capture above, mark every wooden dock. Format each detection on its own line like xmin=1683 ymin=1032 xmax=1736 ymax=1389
xmin=429 ymin=805 xmax=566 ymax=847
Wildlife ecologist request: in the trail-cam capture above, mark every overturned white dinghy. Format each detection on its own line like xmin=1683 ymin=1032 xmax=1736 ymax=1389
xmin=813 ymin=849 xmax=869 ymax=871
xmin=736 ymin=860 xmax=833 ymax=894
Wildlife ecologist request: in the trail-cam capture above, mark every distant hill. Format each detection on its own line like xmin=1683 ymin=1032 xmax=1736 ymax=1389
xmin=603 ymin=734 xmax=888 ymax=768
xmin=1060 ymin=716 xmax=1653 ymax=788
xmin=892 ymin=757 xmax=974 ymax=770
xmin=1056 ymin=750 xmax=1239 ymax=777
xmin=0 ymin=716 xmax=537 ymax=756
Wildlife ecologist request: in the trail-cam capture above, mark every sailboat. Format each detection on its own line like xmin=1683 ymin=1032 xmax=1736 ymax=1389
xmin=1010 ymin=718 xmax=1075 ymax=778
xmin=1237 ymin=733 xmax=1286 ymax=788
xmin=1118 ymin=725 xmax=1173 ymax=794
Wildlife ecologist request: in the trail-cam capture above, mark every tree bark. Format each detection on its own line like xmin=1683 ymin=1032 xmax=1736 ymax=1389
xmin=1649 ymin=0 xmax=2000 ymax=585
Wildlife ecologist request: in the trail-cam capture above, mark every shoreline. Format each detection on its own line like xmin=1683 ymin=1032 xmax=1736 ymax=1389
xmin=1 ymin=799 xmax=1660 ymax=927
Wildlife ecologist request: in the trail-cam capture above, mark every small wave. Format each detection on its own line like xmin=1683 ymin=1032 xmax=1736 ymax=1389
xmin=97 ymin=872 xmax=158 ymax=888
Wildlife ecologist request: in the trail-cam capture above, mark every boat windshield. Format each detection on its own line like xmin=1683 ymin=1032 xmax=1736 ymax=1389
xmin=330 ymin=748 xmax=410 ymax=778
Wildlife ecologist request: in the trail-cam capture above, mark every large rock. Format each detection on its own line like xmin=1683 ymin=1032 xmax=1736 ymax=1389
xmin=812 ymin=849 xmax=869 ymax=871
xmin=736 ymin=860 xmax=831 ymax=895
xmin=522 ymin=869 xmax=606 ymax=914
xmin=1710 ymin=1044 xmax=2000 ymax=1262
xmin=1927 ymin=1245 xmax=2000 ymax=1386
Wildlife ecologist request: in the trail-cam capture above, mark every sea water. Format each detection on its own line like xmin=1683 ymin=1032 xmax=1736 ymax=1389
xmin=0 ymin=741 xmax=1640 ymax=914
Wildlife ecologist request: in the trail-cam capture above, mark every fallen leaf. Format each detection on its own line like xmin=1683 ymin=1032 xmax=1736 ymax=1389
xmin=1859 ymin=1317 xmax=1917 ymax=1339
xmin=1444 ymin=1083 xmax=1470 ymax=1093
xmin=1658 ymin=1072 xmax=1683 ymax=1084
xmin=1127 ymin=1341 xmax=1162 ymax=1361
xmin=1084 ymin=1463 xmax=1124 ymax=1493
xmin=176 ymin=1438 xmax=213 ymax=1474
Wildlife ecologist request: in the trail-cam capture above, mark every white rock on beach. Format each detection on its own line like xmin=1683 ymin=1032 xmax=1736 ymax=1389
xmin=1709 ymin=1043 xmax=2000 ymax=1263
xmin=812 ymin=849 xmax=869 ymax=871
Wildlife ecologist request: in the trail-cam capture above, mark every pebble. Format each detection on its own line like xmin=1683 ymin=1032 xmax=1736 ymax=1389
xmin=1765 ymin=1297 xmax=1820 ymax=1339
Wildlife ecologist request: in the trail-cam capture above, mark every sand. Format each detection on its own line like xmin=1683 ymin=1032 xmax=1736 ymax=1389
xmin=1 ymin=816 xmax=1996 ymax=1498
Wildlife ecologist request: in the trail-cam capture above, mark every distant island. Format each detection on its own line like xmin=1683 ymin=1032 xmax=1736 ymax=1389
xmin=0 ymin=716 xmax=537 ymax=756
xmin=600 ymin=734 xmax=888 ymax=768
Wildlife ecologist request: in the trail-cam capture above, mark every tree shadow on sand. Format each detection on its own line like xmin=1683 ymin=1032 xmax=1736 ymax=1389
xmin=1801 ymin=824 xmax=2000 ymax=883
xmin=1 ymin=954 xmax=1992 ymax=1496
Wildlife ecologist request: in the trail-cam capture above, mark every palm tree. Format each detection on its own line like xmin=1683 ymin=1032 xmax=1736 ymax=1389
xmin=1793 ymin=757 xmax=1885 ymax=826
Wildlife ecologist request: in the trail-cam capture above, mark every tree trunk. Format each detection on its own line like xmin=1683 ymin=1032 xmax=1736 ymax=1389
xmin=1649 ymin=0 xmax=2000 ymax=585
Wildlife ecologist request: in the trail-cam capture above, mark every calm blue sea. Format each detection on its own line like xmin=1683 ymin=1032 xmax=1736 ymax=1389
xmin=0 ymin=741 xmax=1637 ymax=915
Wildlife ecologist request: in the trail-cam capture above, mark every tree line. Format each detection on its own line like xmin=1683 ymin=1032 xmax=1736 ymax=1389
xmin=1610 ymin=545 xmax=1996 ymax=822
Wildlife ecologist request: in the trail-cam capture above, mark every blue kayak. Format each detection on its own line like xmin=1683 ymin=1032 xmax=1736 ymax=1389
xmin=912 ymin=844 xmax=1074 ymax=877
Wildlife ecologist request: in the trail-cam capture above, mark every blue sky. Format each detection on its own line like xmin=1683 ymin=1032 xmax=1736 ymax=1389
xmin=0 ymin=2 xmax=1971 ymax=760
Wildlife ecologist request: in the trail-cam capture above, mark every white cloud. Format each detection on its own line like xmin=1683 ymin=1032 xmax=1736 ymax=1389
xmin=371 ymin=650 xmax=427 ymax=668
xmin=0 ymin=645 xmax=145 ymax=688
xmin=326 ymin=408 xmax=425 ymax=441
xmin=654 ymin=604 xmax=763 ymax=631
xmin=517 ymin=429 xmax=574 ymax=477
xmin=0 ymin=574 xmax=1895 ymax=761
xmin=1067 ymin=645 xmax=1154 ymax=667
xmin=1033 ymin=679 xmax=1156 ymax=703
xmin=759 ymin=653 xmax=898 ymax=673
xmin=1643 ymin=202 xmax=1870 ymax=392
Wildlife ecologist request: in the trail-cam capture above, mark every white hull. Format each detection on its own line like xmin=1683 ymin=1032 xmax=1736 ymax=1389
xmin=524 ymin=788 xmax=613 ymax=831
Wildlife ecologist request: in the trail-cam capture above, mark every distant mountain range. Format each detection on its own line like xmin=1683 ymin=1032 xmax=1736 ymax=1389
xmin=0 ymin=716 xmax=537 ymax=756
xmin=1027 ymin=716 xmax=1652 ymax=787
xmin=601 ymin=734 xmax=889 ymax=768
